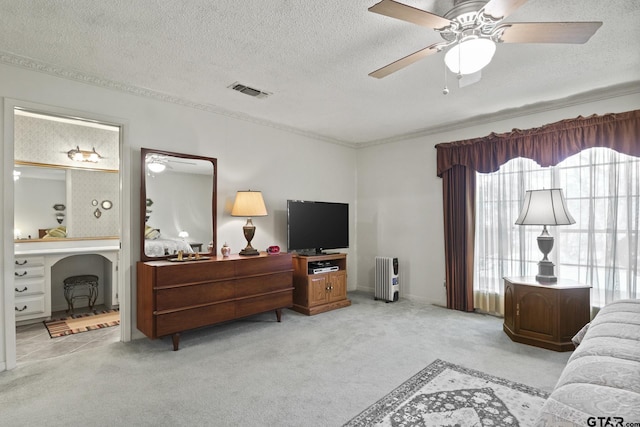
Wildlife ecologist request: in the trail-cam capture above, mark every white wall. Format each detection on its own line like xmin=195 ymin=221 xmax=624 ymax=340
xmin=1 ymin=60 xmax=637 ymax=370
xmin=0 ymin=62 xmax=357 ymax=369
xmin=355 ymin=93 xmax=640 ymax=306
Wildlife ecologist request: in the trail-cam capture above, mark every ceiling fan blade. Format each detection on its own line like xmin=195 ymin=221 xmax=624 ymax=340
xmin=369 ymin=43 xmax=444 ymax=79
xmin=368 ymin=0 xmax=452 ymax=30
xmin=497 ymin=22 xmax=603 ymax=44
xmin=482 ymin=0 xmax=529 ymax=20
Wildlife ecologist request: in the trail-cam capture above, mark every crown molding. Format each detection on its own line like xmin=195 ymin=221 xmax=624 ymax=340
xmin=0 ymin=52 xmax=356 ymax=148
xmin=356 ymin=81 xmax=640 ymax=148
xmin=2 ymin=52 xmax=637 ymax=150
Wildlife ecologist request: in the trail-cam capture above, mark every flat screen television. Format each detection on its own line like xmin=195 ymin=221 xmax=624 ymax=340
xmin=287 ymin=200 xmax=349 ymax=255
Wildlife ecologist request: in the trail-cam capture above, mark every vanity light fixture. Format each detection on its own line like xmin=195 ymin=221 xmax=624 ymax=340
xmin=67 ymin=146 xmax=102 ymax=163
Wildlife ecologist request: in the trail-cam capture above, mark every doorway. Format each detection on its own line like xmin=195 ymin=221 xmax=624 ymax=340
xmin=4 ymin=100 xmax=130 ymax=369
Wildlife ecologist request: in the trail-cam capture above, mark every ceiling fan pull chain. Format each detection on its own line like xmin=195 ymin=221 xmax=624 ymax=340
xmin=442 ymin=59 xmax=449 ymax=95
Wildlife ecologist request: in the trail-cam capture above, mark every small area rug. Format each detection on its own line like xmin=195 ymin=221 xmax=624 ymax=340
xmin=344 ymin=359 xmax=548 ymax=427
xmin=44 ymin=309 xmax=119 ymax=338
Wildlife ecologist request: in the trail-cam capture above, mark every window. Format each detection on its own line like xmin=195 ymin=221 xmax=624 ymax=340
xmin=474 ymin=147 xmax=640 ymax=314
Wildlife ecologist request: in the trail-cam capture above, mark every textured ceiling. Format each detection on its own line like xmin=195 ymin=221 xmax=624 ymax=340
xmin=0 ymin=0 xmax=639 ymax=146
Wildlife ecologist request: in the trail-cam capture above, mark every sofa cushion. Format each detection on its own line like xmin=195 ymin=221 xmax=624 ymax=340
xmin=536 ymin=299 xmax=640 ymax=426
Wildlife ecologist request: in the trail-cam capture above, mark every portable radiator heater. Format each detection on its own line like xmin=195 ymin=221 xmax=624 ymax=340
xmin=375 ymin=256 xmax=399 ymax=302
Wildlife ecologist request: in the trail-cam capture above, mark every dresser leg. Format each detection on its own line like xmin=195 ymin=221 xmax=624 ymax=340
xmin=275 ymin=308 xmax=282 ymax=322
xmin=172 ymin=333 xmax=180 ymax=351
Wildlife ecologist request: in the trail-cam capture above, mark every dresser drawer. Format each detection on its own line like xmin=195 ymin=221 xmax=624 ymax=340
xmin=14 ymin=278 xmax=45 ymax=296
xmin=154 ymin=261 xmax=235 ymax=287
xmin=15 ymin=295 xmax=46 ymax=317
xmin=235 ymin=272 xmax=293 ymax=298
xmin=156 ymin=280 xmax=235 ymax=311
xmin=15 ymin=256 xmax=45 ymax=267
xmin=236 ymin=254 xmax=292 ymax=276
xmin=156 ymin=301 xmax=236 ymax=336
xmin=236 ymin=290 xmax=293 ymax=318
xmin=14 ymin=265 xmax=45 ymax=279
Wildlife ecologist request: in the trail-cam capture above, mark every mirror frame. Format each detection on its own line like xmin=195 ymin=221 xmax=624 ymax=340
xmin=140 ymin=148 xmax=217 ymax=262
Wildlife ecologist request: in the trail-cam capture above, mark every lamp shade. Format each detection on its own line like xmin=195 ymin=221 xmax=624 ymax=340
xmin=231 ymin=191 xmax=268 ymax=217
xmin=515 ymin=189 xmax=575 ymax=226
xmin=444 ymin=37 xmax=496 ymax=75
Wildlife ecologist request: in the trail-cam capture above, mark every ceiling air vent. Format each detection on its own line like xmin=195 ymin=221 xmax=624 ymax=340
xmin=228 ymin=82 xmax=271 ymax=99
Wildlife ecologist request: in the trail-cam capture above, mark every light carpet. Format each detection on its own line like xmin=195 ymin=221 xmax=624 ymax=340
xmin=43 ymin=309 xmax=120 ymax=338
xmin=344 ymin=359 xmax=548 ymax=427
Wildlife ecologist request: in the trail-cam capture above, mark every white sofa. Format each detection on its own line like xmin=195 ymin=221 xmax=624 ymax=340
xmin=536 ymin=299 xmax=640 ymax=426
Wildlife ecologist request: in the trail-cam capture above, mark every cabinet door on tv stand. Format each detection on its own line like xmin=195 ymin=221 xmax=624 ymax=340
xmin=309 ymin=275 xmax=329 ymax=306
xmin=328 ymin=271 xmax=347 ymax=303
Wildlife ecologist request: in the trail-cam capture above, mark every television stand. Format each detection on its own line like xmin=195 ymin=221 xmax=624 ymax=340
xmin=291 ymin=253 xmax=350 ymax=315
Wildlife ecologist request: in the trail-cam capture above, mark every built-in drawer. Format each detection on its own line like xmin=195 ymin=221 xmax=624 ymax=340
xmin=235 ymin=272 xmax=293 ymax=298
xmin=14 ymin=277 xmax=45 ymax=296
xmin=156 ymin=280 xmax=235 ymax=311
xmin=14 ymin=265 xmax=45 ymax=279
xmin=15 ymin=295 xmax=46 ymax=317
xmin=14 ymin=256 xmax=45 ymax=267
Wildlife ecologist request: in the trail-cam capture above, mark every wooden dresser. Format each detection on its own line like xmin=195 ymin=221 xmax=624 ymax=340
xmin=503 ymin=276 xmax=591 ymax=351
xmin=137 ymin=252 xmax=293 ymax=350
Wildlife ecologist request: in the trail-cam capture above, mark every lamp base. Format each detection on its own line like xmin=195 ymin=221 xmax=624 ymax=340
xmin=536 ymin=259 xmax=557 ymax=283
xmin=239 ymin=246 xmax=260 ymax=256
xmin=238 ymin=218 xmax=260 ymax=256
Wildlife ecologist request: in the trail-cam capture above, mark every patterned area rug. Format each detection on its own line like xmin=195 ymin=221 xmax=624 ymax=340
xmin=344 ymin=359 xmax=548 ymax=427
xmin=44 ymin=309 xmax=120 ymax=338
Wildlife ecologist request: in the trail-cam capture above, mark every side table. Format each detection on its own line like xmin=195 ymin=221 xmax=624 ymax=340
xmin=503 ymin=276 xmax=591 ymax=351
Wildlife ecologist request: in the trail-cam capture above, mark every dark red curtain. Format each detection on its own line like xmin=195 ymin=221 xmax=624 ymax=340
xmin=436 ymin=110 xmax=640 ymax=311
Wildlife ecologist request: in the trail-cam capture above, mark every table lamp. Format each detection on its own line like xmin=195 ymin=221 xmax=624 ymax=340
xmin=515 ymin=188 xmax=575 ymax=283
xmin=231 ymin=190 xmax=268 ymax=256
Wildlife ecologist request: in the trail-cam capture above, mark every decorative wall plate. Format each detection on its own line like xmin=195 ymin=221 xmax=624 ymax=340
xmin=94 ymin=208 xmax=101 ymax=218
xmin=101 ymin=200 xmax=113 ymax=210
xmin=53 ymin=204 xmax=66 ymax=211
xmin=92 ymin=199 xmax=98 ymax=206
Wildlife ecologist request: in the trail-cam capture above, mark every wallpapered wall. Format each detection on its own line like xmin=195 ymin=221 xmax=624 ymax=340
xmin=68 ymin=169 xmax=119 ymax=237
xmin=13 ymin=111 xmax=120 ymax=238
xmin=14 ymin=113 xmax=119 ymax=170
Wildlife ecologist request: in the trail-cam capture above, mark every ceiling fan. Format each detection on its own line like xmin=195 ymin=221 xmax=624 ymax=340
xmin=146 ymin=154 xmax=196 ymax=173
xmin=368 ymin=0 xmax=602 ymax=81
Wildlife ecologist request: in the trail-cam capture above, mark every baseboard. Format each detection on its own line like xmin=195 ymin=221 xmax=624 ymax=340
xmin=353 ymin=286 xmax=445 ymax=306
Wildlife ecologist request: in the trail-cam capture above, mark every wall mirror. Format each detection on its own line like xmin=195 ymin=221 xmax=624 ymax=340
xmin=13 ymin=108 xmax=121 ymax=242
xmin=140 ymin=148 xmax=217 ymax=261
xmin=14 ymin=163 xmax=119 ymax=240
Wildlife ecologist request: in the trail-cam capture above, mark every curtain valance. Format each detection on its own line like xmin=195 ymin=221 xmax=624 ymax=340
xmin=436 ymin=109 xmax=640 ymax=177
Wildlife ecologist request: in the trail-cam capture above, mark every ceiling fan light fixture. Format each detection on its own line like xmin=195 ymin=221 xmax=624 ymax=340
xmin=444 ymin=37 xmax=496 ymax=75
xmin=147 ymin=161 xmax=166 ymax=173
